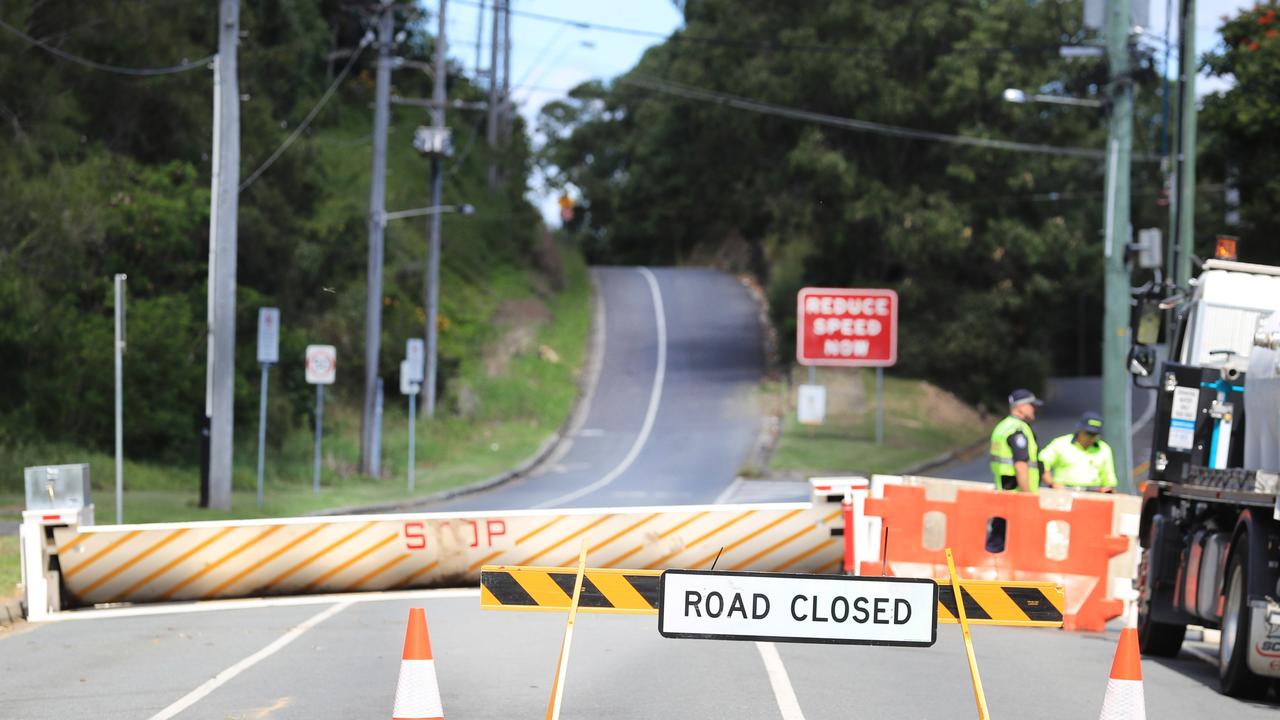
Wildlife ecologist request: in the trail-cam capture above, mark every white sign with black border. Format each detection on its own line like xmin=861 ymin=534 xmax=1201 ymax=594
xmin=658 ymin=569 xmax=937 ymax=647
xmin=257 ymin=307 xmax=280 ymax=364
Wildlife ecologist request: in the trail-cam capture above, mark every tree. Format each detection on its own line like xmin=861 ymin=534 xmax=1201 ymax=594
xmin=539 ymin=0 xmax=1164 ymax=402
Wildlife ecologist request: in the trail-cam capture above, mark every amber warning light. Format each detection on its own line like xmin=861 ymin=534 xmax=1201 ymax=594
xmin=1215 ymin=236 xmax=1238 ymax=260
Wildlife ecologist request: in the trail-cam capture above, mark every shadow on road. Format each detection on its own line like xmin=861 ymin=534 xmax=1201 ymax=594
xmin=1149 ymin=645 xmax=1280 ymax=708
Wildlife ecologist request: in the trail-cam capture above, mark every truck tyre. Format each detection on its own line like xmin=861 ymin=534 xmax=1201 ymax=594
xmin=1219 ymin=551 xmax=1267 ymax=697
xmin=1137 ymin=535 xmax=1185 ymax=657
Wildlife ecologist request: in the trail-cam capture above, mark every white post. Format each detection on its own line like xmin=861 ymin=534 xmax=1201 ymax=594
xmin=113 ymin=273 xmax=126 ymax=524
xmin=408 ymin=391 xmax=417 ymax=492
xmin=313 ymin=384 xmax=324 ymax=494
xmin=256 ymin=362 xmax=269 ymax=508
xmin=875 ymin=367 xmax=884 ymax=446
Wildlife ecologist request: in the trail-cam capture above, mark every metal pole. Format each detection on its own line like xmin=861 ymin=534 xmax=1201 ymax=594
xmin=372 ymin=377 xmax=384 ymax=478
xmin=1174 ymin=0 xmax=1197 ymax=289
xmin=474 ymin=0 xmax=485 ymax=76
xmin=207 ymin=0 xmax=241 ymax=511
xmin=114 ymin=273 xmax=126 ymax=524
xmin=1103 ymin=0 xmax=1135 ymax=493
xmin=875 ymin=367 xmax=884 ymax=446
xmin=501 ymin=0 xmax=511 ymax=144
xmin=807 ymin=366 xmax=816 ymax=385
xmin=408 ymin=391 xmax=417 ymax=492
xmin=255 ymin=362 xmax=268 ymax=508
xmin=361 ymin=3 xmax=394 ymax=474
xmin=423 ymin=0 xmax=447 ymax=418
xmin=486 ymin=0 xmax=501 ymax=191
xmin=313 ymin=384 xmax=324 ymax=495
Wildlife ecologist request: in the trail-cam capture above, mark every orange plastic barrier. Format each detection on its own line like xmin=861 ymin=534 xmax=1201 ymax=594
xmin=861 ymin=484 xmax=1128 ymax=631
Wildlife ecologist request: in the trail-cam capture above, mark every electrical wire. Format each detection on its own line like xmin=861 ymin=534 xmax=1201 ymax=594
xmin=0 ymin=17 xmax=214 ymax=76
xmin=450 ymin=0 xmax=1074 ymax=58
xmin=239 ymin=38 xmax=370 ymax=192
xmin=622 ymin=75 xmax=1152 ymax=161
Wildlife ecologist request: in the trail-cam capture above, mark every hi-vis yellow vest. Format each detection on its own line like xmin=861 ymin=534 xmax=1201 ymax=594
xmin=990 ymin=416 xmax=1038 ymax=492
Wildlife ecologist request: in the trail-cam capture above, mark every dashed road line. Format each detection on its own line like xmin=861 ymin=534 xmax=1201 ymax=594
xmin=755 ymin=641 xmax=807 ymax=720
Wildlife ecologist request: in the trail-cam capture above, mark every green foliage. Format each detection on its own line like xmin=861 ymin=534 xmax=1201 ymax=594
xmin=1201 ymin=2 xmax=1280 ymax=265
xmin=540 ymin=0 xmax=1168 ymax=403
xmin=0 ymin=1 xmax=545 ymax=463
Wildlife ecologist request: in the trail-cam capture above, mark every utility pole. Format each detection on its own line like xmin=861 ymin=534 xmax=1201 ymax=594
xmin=360 ymin=3 xmax=394 ymax=475
xmin=206 ymin=0 xmax=240 ymax=511
xmin=1173 ymin=0 xmax=1197 ymax=288
xmin=474 ymin=0 xmax=486 ymax=76
xmin=1103 ymin=0 xmax=1135 ymax=493
xmin=486 ymin=0 xmax=502 ymax=191
xmin=422 ymin=0 xmax=448 ymax=419
xmin=502 ymin=0 xmax=511 ymax=144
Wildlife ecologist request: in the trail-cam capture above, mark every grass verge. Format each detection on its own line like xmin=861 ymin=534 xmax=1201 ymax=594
xmin=764 ymin=367 xmax=985 ymax=477
xmin=0 ymin=250 xmax=591 ymax=594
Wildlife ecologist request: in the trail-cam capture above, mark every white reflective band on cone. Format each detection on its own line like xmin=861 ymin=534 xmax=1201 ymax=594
xmin=392 ymin=659 xmax=444 ymax=720
xmin=1098 ymin=679 xmax=1145 ymax=720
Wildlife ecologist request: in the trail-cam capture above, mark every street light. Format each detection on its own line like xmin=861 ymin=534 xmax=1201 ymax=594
xmin=1002 ymin=87 xmax=1104 ymax=109
xmin=383 ymin=204 xmax=476 ymax=222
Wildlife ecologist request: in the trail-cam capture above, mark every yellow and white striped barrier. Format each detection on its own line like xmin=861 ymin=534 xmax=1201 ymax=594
xmin=39 ymin=501 xmax=844 ymax=611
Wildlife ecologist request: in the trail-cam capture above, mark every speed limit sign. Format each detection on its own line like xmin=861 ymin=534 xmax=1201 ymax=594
xmin=305 ymin=345 xmax=337 ymax=385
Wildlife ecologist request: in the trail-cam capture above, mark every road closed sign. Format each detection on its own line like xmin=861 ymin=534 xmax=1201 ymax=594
xmin=305 ymin=345 xmax=337 ymax=385
xmin=797 ymin=287 xmax=897 ymax=367
xmin=658 ymin=569 xmax=937 ymax=647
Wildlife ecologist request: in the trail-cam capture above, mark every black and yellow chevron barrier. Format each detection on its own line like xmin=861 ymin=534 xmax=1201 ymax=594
xmin=480 ymin=566 xmax=1065 ymax=627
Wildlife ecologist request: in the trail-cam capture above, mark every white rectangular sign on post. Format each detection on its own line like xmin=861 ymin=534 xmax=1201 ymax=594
xmin=658 ymin=569 xmax=937 ymax=647
xmin=257 ymin=307 xmax=280 ymax=364
xmin=400 ymin=360 xmax=420 ymax=396
xmin=797 ymin=384 xmax=826 ymax=425
xmin=406 ymin=339 xmax=425 ymax=383
xmin=305 ymin=345 xmax=337 ymax=385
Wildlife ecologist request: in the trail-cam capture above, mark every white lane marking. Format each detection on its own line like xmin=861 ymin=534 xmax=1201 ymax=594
xmin=755 ymin=641 xmax=807 ymax=720
xmin=534 ymin=266 xmax=667 ymax=509
xmin=576 ymin=428 xmax=604 ymax=438
xmin=147 ymin=601 xmax=352 ymax=720
xmin=34 ymin=588 xmax=480 ymax=623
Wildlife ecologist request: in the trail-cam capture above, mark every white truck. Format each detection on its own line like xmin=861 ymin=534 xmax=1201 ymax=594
xmin=1129 ymin=258 xmax=1280 ymax=696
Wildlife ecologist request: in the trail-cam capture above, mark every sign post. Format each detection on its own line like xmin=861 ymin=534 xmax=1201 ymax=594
xmin=305 ymin=344 xmax=337 ymax=494
xmin=255 ymin=307 xmax=280 ymax=508
xmin=658 ymin=569 xmax=937 ymax=647
xmin=796 ymin=288 xmax=898 ymax=445
xmin=113 ymin=273 xmax=127 ymax=524
xmin=400 ymin=358 xmax=422 ymax=492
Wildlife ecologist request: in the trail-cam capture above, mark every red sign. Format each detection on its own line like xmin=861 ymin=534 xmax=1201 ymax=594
xmin=796 ymin=287 xmax=898 ymax=367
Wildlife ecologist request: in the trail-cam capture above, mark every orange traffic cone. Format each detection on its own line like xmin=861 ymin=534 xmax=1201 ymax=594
xmin=1098 ymin=627 xmax=1145 ymax=720
xmin=392 ymin=608 xmax=445 ymax=720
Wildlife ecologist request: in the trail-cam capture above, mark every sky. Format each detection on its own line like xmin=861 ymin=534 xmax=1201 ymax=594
xmin=437 ymin=0 xmax=1255 ymax=224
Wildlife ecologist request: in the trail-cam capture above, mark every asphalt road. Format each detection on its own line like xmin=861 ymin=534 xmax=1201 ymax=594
xmin=930 ymin=377 xmax=1158 ymax=485
xmin=3 ymin=590 xmax=1275 ymax=718
xmin=429 ymin=266 xmax=764 ymax=512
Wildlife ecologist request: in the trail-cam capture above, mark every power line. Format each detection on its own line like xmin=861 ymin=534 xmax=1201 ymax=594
xmin=0 ymin=17 xmax=214 ymax=76
xmin=239 ymin=37 xmax=370 ymax=192
xmin=622 ymin=75 xmax=1128 ymax=161
xmin=449 ymin=0 xmax=1071 ymax=57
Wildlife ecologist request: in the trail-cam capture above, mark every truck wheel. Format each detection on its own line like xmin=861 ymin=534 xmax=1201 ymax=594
xmin=1137 ymin=539 xmax=1185 ymax=656
xmin=1219 ymin=552 xmax=1267 ymax=697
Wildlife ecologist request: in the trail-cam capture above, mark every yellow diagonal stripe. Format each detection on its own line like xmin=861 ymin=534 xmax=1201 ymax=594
xmin=511 ymin=566 xmax=573 ymax=607
xmin=587 ymin=571 xmax=652 ymax=610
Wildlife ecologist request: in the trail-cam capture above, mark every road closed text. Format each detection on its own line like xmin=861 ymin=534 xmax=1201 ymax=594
xmin=659 ymin=570 xmax=937 ymax=647
xmin=681 ymin=590 xmax=914 ymax=626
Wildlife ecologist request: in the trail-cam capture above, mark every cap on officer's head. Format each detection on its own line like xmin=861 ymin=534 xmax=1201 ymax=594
xmin=1076 ymin=411 xmax=1104 ymax=435
xmin=1008 ymin=388 xmax=1043 ymax=408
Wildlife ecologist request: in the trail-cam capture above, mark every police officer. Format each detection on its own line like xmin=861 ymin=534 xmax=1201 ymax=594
xmin=990 ymin=389 xmax=1046 ymax=493
xmin=1039 ymin=412 xmax=1118 ymax=493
